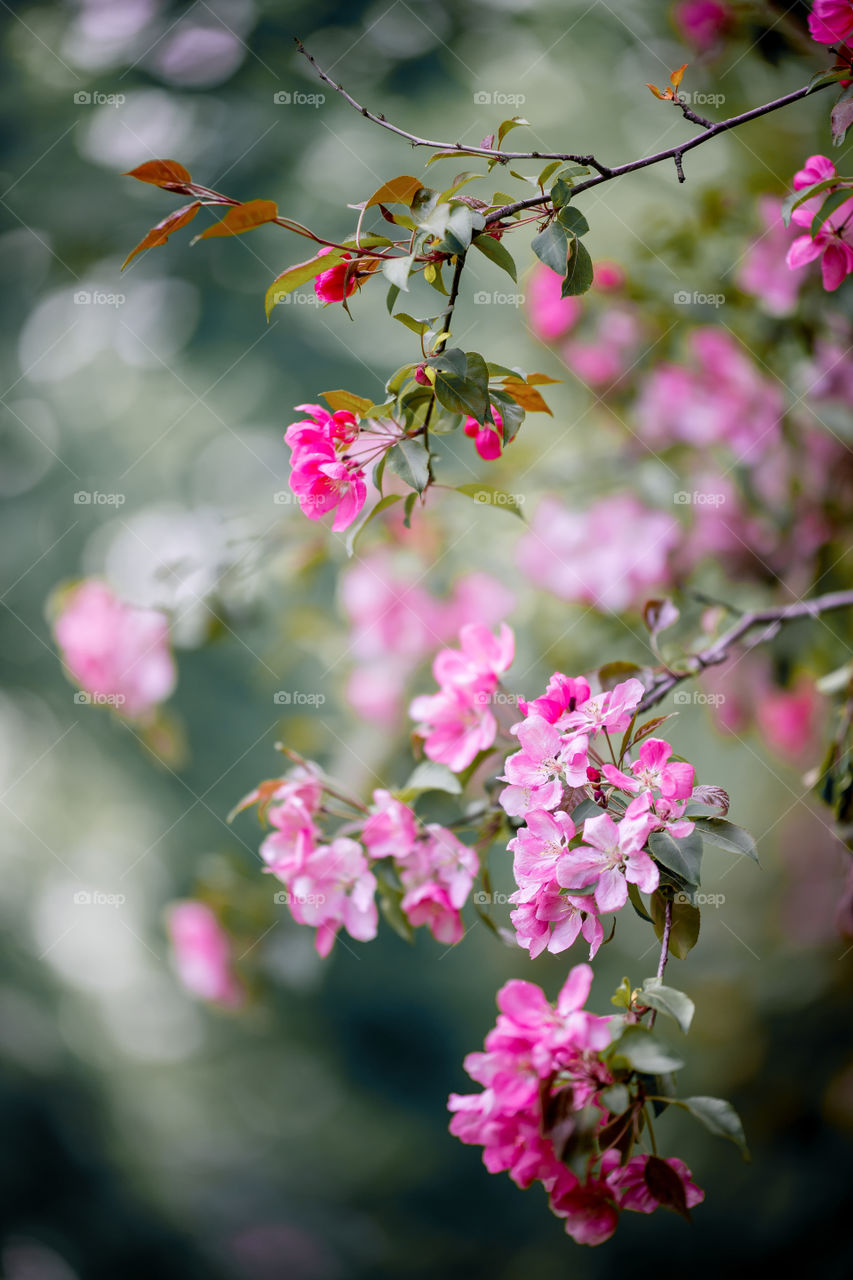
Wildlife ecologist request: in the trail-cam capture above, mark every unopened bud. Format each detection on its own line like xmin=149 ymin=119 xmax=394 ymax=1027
xmin=586 ymin=766 xmax=601 ymax=783
xmin=415 ymin=365 xmax=430 ymax=385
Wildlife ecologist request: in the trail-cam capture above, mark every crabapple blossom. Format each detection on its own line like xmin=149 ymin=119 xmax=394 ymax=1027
xmin=464 ymin=407 xmax=505 ymax=460
xmin=808 ymin=0 xmax=853 ymax=45
xmin=556 ymin=808 xmax=659 ymax=913
xmin=673 ymin=0 xmax=732 ymax=49
xmin=53 ymin=579 xmax=176 ymax=719
xmin=786 ymin=155 xmax=853 ymax=292
xmin=500 ymin=716 xmax=590 ymax=815
xmin=509 ymin=810 xmax=604 ymax=958
xmin=602 ymin=737 xmax=695 ymax=800
xmin=399 ymin=823 xmax=478 ymax=943
xmin=313 ymin=246 xmax=359 ymax=302
xmin=285 ymin=403 xmax=369 ymax=531
xmin=362 ymin=789 xmax=417 ymax=860
xmin=287 ymin=837 xmax=378 ymax=957
xmin=167 ymin=901 xmax=244 ymax=1007
xmin=737 ymin=196 xmax=802 ymax=315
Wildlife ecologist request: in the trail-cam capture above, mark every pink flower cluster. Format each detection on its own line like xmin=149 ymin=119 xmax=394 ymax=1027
xmin=634 ymin=328 xmax=784 ymax=462
xmin=340 ymin=553 xmax=514 ymax=725
xmin=448 ymin=966 xmax=704 ymax=1245
xmin=53 ymin=579 xmax=176 ymax=719
xmin=166 ymin=901 xmax=244 ymax=1007
xmin=737 ymin=196 xmax=802 ymax=316
xmin=464 ymin=407 xmax=506 ymax=461
xmin=410 ymin=623 xmax=515 ymax=772
xmin=238 ymin=765 xmax=477 ymax=953
xmin=516 ymin=494 xmax=679 ymax=613
xmin=499 ymin=672 xmax=699 ymax=957
xmin=786 ymin=155 xmax=853 ymax=293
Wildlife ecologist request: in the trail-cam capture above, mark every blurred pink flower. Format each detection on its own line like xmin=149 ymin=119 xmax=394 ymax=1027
xmin=737 ymin=196 xmax=801 ymax=315
xmin=289 ymin=837 xmax=378 ymax=956
xmin=756 ymin=677 xmax=822 ymax=761
xmin=673 ymin=0 xmax=731 ymax=48
xmin=400 ymin=823 xmax=478 ymax=943
xmin=53 ymin=579 xmax=175 ymax=719
xmin=517 ymin=494 xmax=679 ymax=613
xmin=527 ymin=262 xmax=582 ymax=342
xmin=167 ymin=901 xmax=244 ymax=1007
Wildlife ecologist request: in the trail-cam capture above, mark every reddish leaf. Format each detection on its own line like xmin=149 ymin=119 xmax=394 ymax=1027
xmin=121 ymin=201 xmax=202 ymax=270
xmin=124 ymin=159 xmax=193 ymax=189
xmin=644 ymin=1155 xmax=691 ymax=1221
xmin=196 ymin=199 xmax=279 ymax=240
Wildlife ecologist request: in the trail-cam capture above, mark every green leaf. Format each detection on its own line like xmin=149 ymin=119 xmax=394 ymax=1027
xmin=781 ymin=176 xmax=851 ymax=225
xmin=537 ymin=160 xmax=564 ymax=187
xmin=365 ymin=174 xmax=425 ymax=208
xmin=690 ymin=818 xmax=758 ymax=863
xmin=627 ymin=881 xmax=653 ymax=922
xmin=439 ymin=204 xmax=483 ymax=255
xmin=497 ymin=116 xmax=529 ymax=147
xmin=320 ymin=390 xmax=374 ymax=416
xmin=454 ymin=483 xmax=525 ymax=521
xmin=382 ymin=254 xmax=415 ymax=292
xmin=832 ymin=84 xmax=853 ymax=147
xmin=680 ymin=1095 xmax=750 ymax=1159
xmin=650 ymin=891 xmax=701 ymax=960
xmin=610 ymin=1025 xmax=685 ymax=1074
xmin=561 ymin=236 xmax=594 ymax=296
xmin=402 ymin=491 xmax=418 ymax=529
xmin=556 ymin=205 xmax=590 ymax=236
xmin=345 ymin=494 xmax=402 ymax=557
xmin=393 ymin=312 xmax=430 ymax=335
xmin=264 ymin=249 xmax=347 ymax=317
xmin=641 ymin=978 xmax=695 ymax=1035
xmin=398 ymin=760 xmax=463 ymax=802
xmin=599 ymin=1083 xmax=630 ymax=1115
xmin=648 ymin=830 xmax=704 ymax=887
xmin=531 ymin=221 xmax=568 ymax=274
xmin=386 ymin=437 xmax=431 ymax=494
xmin=386 ymin=284 xmax=400 ymax=314
xmin=488 ymin=388 xmax=525 ymax=443
xmin=434 ymin=351 xmax=489 ymax=420
xmin=811 ymin=186 xmax=853 ymax=235
xmin=472 ymin=233 xmax=517 ymax=281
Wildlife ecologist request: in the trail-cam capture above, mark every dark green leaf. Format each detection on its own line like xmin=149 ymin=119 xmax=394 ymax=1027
xmin=386 ymin=438 xmax=431 ymax=494
xmin=531 ymin=220 xmax=568 ymax=274
xmin=472 ymin=233 xmax=517 ymax=280
xmin=610 ymin=1025 xmax=685 ymax=1074
xmin=650 ymin=891 xmax=700 ymax=959
xmin=640 ymin=978 xmax=695 ymax=1034
xmin=561 ymin=236 xmax=594 ymax=296
xmin=556 ymin=205 xmax=590 ymax=236
xmin=680 ymin=1095 xmax=750 ymax=1159
xmin=690 ymin=818 xmax=758 ymax=863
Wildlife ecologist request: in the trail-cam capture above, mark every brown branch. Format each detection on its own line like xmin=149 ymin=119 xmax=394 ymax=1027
xmin=638 ymin=589 xmax=853 ymax=715
xmin=295 ymin=39 xmax=612 ymax=176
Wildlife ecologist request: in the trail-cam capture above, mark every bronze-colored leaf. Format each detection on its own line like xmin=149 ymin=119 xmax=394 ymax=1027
xmin=196 ymin=199 xmax=279 ymax=240
xmin=124 ymin=159 xmax=193 ymax=189
xmin=121 ymin=201 xmax=202 ymax=270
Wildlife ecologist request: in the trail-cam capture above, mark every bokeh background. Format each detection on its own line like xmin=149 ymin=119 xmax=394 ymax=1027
xmin=2 ymin=1 xmax=853 ymax=1276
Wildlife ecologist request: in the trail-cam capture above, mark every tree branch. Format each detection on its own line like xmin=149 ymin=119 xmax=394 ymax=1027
xmin=295 ymin=39 xmax=612 ymax=175
xmin=638 ymin=588 xmax=853 ymax=715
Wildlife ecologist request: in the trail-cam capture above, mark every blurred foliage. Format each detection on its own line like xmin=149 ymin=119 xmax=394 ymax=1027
xmin=1 ymin=1 xmax=853 ymax=1277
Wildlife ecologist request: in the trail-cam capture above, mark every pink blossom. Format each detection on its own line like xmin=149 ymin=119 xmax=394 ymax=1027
xmin=634 ymin=329 xmax=784 ymax=459
xmin=606 ymin=1153 xmax=704 ymax=1213
xmin=362 ymin=789 xmax=417 ymax=859
xmin=526 ymin=261 xmax=582 ymax=342
xmin=288 ymin=837 xmax=378 ymax=956
xmin=737 ymin=196 xmax=802 ymax=315
xmin=285 ymin=403 xmax=369 ymax=532
xmin=53 ymin=579 xmax=176 ymax=719
xmin=400 ymin=823 xmax=478 ymax=942
xmin=313 ymin=247 xmax=359 ymax=303
xmin=517 ymin=495 xmax=679 ymax=613
xmin=509 ymin=809 xmax=603 ymax=958
xmin=756 ymin=678 xmax=822 ymax=761
xmin=562 ymin=306 xmax=644 ymax=390
xmin=520 ymin=672 xmax=591 ymax=724
xmin=464 ymin=408 xmax=505 ymax=460
xmin=257 ymin=770 xmax=324 ymax=879
xmin=500 ymin=716 xmax=590 ymax=816
xmin=673 ymin=0 xmax=731 ymax=49
xmin=167 ymin=901 xmax=243 ymax=1006
xmin=602 ymin=737 xmax=695 ymax=799
xmin=561 ymin=677 xmax=646 ymax=736
xmin=557 ymin=809 xmax=659 ymax=912
xmin=787 ymin=154 xmax=853 ymax=292
xmin=808 ymin=0 xmax=853 ymax=45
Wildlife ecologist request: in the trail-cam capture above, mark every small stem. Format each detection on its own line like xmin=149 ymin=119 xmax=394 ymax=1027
xmin=422 ymin=251 xmax=466 ymax=480
xmin=657 ymin=899 xmax=673 ymax=982
xmin=673 ymin=150 xmax=685 ymax=183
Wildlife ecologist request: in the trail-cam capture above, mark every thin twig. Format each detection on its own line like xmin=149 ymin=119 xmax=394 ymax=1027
xmin=638 ymin=589 xmax=853 ymax=715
